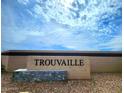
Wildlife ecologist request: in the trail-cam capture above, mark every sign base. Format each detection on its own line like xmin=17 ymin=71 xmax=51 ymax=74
xmin=12 ymin=69 xmax=68 ymax=82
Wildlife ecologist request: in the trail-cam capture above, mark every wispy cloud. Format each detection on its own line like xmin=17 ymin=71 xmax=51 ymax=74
xmin=17 ymin=0 xmax=29 ymax=5
xmin=32 ymin=0 xmax=121 ymax=28
xmin=1 ymin=0 xmax=122 ymax=51
xmin=98 ymin=36 xmax=122 ymax=51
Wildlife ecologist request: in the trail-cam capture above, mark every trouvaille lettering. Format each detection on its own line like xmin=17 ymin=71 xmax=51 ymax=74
xmin=34 ymin=59 xmax=84 ymax=66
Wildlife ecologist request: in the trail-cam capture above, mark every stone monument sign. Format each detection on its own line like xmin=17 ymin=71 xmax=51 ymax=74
xmin=27 ymin=56 xmax=90 ymax=79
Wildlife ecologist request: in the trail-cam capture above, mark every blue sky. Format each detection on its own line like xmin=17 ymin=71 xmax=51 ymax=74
xmin=1 ymin=0 xmax=122 ymax=51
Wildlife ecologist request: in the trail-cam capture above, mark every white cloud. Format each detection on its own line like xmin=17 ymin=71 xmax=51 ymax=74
xmin=17 ymin=0 xmax=29 ymax=5
xmin=32 ymin=0 xmax=121 ymax=29
xmin=2 ymin=0 xmax=121 ymax=51
xmin=98 ymin=36 xmax=122 ymax=51
xmin=17 ymin=0 xmax=121 ymax=34
xmin=2 ymin=21 xmax=100 ymax=50
xmin=2 ymin=20 xmax=121 ymax=51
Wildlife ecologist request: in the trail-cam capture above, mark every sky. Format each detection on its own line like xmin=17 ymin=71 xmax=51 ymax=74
xmin=1 ymin=0 xmax=122 ymax=51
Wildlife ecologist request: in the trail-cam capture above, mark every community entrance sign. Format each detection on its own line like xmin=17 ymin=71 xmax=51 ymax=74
xmin=2 ymin=50 xmax=121 ymax=81
xmin=27 ymin=56 xmax=90 ymax=79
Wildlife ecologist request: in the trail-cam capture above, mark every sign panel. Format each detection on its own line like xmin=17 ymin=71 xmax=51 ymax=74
xmin=27 ymin=56 xmax=90 ymax=79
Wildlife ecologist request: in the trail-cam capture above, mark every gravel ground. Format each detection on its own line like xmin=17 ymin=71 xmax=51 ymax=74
xmin=2 ymin=72 xmax=121 ymax=93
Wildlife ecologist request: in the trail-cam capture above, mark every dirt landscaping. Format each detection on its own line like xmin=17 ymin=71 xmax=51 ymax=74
xmin=1 ymin=72 xmax=121 ymax=93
